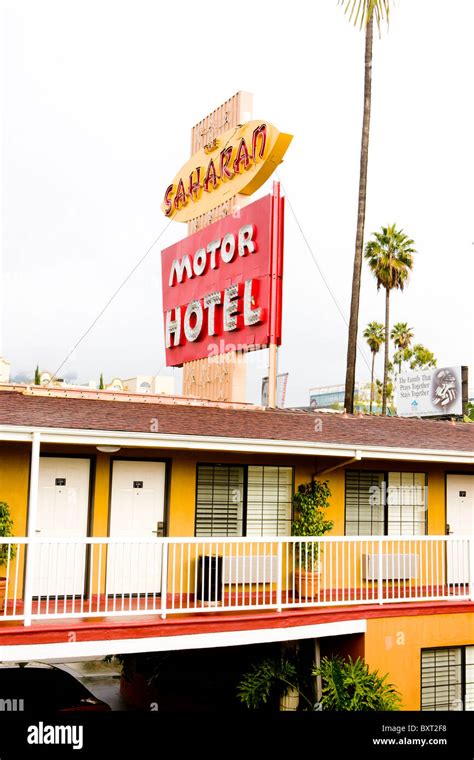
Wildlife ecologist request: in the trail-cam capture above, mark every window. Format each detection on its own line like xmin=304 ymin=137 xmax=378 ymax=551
xmin=345 ymin=471 xmax=385 ymax=535
xmin=195 ymin=464 xmax=293 ymax=537
xmin=247 ymin=466 xmax=293 ymax=537
xmin=345 ymin=470 xmax=426 ymax=536
xmin=421 ymin=647 xmax=474 ymax=711
xmin=195 ymin=465 xmax=244 ymax=537
xmin=387 ymin=472 xmax=426 ymax=535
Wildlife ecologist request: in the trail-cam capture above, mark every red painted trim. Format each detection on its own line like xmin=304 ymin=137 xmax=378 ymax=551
xmin=0 ymin=600 xmax=472 ymax=647
xmin=5 ymin=583 xmax=464 ymax=617
xmin=269 ymin=182 xmax=283 ymax=343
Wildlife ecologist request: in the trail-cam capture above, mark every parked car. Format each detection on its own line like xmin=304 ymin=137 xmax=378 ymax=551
xmin=0 ymin=662 xmax=111 ymax=712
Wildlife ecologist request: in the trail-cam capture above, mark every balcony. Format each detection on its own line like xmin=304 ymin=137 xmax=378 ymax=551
xmin=1 ymin=535 xmax=472 ymax=627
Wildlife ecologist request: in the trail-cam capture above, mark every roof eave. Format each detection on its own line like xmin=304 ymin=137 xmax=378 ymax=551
xmin=0 ymin=424 xmax=472 ymax=464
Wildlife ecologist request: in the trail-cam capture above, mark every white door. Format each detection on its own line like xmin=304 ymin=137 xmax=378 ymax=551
xmin=447 ymin=475 xmax=474 ymax=585
xmin=107 ymin=461 xmax=166 ymax=595
xmin=34 ymin=458 xmax=90 ymax=596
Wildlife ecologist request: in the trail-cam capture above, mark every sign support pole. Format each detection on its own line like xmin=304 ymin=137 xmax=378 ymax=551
xmin=267 ymin=181 xmax=283 ymax=409
xmin=268 ymin=344 xmax=278 ymax=409
xmin=182 ymin=91 xmax=253 ymax=403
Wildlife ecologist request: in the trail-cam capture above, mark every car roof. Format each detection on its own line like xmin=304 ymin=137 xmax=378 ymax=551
xmin=0 ymin=661 xmax=55 ymax=669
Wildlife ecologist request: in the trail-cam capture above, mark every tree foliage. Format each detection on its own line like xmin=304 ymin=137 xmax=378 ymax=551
xmin=237 ymin=654 xmax=401 ymax=712
xmin=363 ymin=321 xmax=385 ymax=413
xmin=365 ymin=224 xmax=416 ymax=414
xmin=391 ymin=322 xmax=413 ymax=351
xmin=237 ymin=658 xmax=300 ymax=710
xmin=313 ymin=655 xmax=401 ymax=711
xmin=0 ymin=501 xmax=16 ymax=567
xmin=364 ymin=321 xmax=385 ymax=354
xmin=292 ymin=481 xmax=334 ymax=570
xmin=409 ymin=344 xmax=437 ymax=370
xmin=364 ymin=225 xmax=416 ymax=292
xmin=338 ymin=0 xmax=390 ymax=30
xmin=391 ymin=322 xmax=414 ymax=374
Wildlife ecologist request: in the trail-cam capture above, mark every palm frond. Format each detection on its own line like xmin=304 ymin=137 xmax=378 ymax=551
xmin=363 ymin=321 xmax=385 ymax=353
xmin=364 ymin=223 xmax=416 ymax=291
xmin=237 ymin=658 xmax=299 ymax=709
xmin=338 ymin=0 xmax=390 ymax=31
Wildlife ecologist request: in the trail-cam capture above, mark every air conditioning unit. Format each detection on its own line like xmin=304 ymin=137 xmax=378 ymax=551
xmin=362 ymin=554 xmax=419 ymax=581
xmin=222 ymin=555 xmax=278 ymax=584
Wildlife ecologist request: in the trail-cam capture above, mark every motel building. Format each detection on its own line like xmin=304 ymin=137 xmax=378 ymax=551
xmin=0 ymin=383 xmax=473 ymax=711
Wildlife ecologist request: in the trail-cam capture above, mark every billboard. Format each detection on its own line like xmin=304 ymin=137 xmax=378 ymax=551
xmin=161 ymin=193 xmax=284 ymax=367
xmin=396 ymin=366 xmax=468 ymax=417
xmin=161 ymin=120 xmax=292 ymax=223
xmin=261 ymin=373 xmax=288 ymax=408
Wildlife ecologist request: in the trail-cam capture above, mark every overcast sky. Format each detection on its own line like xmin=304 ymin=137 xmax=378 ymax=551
xmin=1 ymin=0 xmax=473 ymax=406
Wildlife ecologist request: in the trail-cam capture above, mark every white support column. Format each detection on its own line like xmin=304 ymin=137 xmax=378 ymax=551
xmin=276 ymin=540 xmax=282 ymax=612
xmin=314 ymin=638 xmax=322 ymax=709
xmin=377 ymin=538 xmax=384 ymax=605
xmin=23 ymin=431 xmax=41 ymax=626
xmin=161 ymin=542 xmax=168 ymax=619
xmin=469 ymin=536 xmax=474 ymax=601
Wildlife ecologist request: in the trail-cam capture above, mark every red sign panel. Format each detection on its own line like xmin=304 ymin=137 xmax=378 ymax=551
xmin=161 ymin=192 xmax=284 ymax=367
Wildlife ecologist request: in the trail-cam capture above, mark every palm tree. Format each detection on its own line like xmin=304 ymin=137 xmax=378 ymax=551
xmin=363 ymin=321 xmax=385 ymax=413
xmin=364 ymin=225 xmax=416 ymax=415
xmin=391 ymin=322 xmax=414 ymax=374
xmin=340 ymin=0 xmax=391 ymax=414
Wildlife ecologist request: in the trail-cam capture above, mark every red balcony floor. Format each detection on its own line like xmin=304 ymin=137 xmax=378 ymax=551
xmin=0 ymin=595 xmax=472 ymax=648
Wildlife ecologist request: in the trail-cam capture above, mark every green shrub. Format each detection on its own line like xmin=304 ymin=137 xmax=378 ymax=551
xmin=313 ymin=655 xmax=401 ymax=711
xmin=0 ymin=501 xmax=16 ymax=567
xmin=237 ymin=658 xmax=302 ymax=710
xmin=292 ymin=480 xmax=333 ymax=569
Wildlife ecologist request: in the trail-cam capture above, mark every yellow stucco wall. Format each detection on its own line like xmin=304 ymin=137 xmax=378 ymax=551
xmin=91 ymin=453 xmax=110 ymax=537
xmin=0 ymin=442 xmax=471 ymax=541
xmin=166 ymin=450 xmax=315 ymax=537
xmin=0 ymin=444 xmax=30 ymax=534
xmin=0 ymin=444 xmax=30 ymax=593
xmin=427 ymin=469 xmax=447 ymax=535
xmin=364 ymin=611 xmax=474 ymax=710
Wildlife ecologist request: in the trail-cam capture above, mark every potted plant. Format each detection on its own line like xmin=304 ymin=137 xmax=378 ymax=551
xmin=237 ymin=657 xmax=315 ymax=712
xmin=0 ymin=501 xmax=16 ymax=612
xmin=292 ymin=479 xmax=333 ymax=599
xmin=237 ymin=653 xmax=401 ymax=712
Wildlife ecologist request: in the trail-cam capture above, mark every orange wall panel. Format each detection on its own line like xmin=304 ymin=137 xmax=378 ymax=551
xmin=365 ymin=612 xmax=474 ymax=710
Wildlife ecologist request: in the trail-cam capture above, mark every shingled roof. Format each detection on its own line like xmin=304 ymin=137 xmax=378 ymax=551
xmin=0 ymin=389 xmax=473 ymax=453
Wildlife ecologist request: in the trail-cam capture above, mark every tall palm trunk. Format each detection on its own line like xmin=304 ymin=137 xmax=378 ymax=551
xmin=382 ymin=287 xmax=390 ymax=415
xmin=369 ymin=350 xmax=375 ymax=413
xmin=344 ymin=13 xmax=374 ymax=414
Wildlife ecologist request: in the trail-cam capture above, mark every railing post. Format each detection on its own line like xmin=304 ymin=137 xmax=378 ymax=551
xmin=23 ymin=431 xmax=41 ymax=626
xmin=377 ymin=538 xmax=384 ymax=605
xmin=276 ymin=540 xmax=283 ymax=613
xmin=161 ymin=541 xmax=168 ymax=619
xmin=469 ymin=537 xmax=474 ymax=601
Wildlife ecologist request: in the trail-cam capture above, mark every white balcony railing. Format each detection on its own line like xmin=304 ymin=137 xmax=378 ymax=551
xmin=0 ymin=535 xmax=472 ymax=626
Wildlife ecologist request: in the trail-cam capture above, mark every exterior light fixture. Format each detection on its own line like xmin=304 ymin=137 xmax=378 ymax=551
xmin=96 ymin=446 xmax=121 ymax=453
